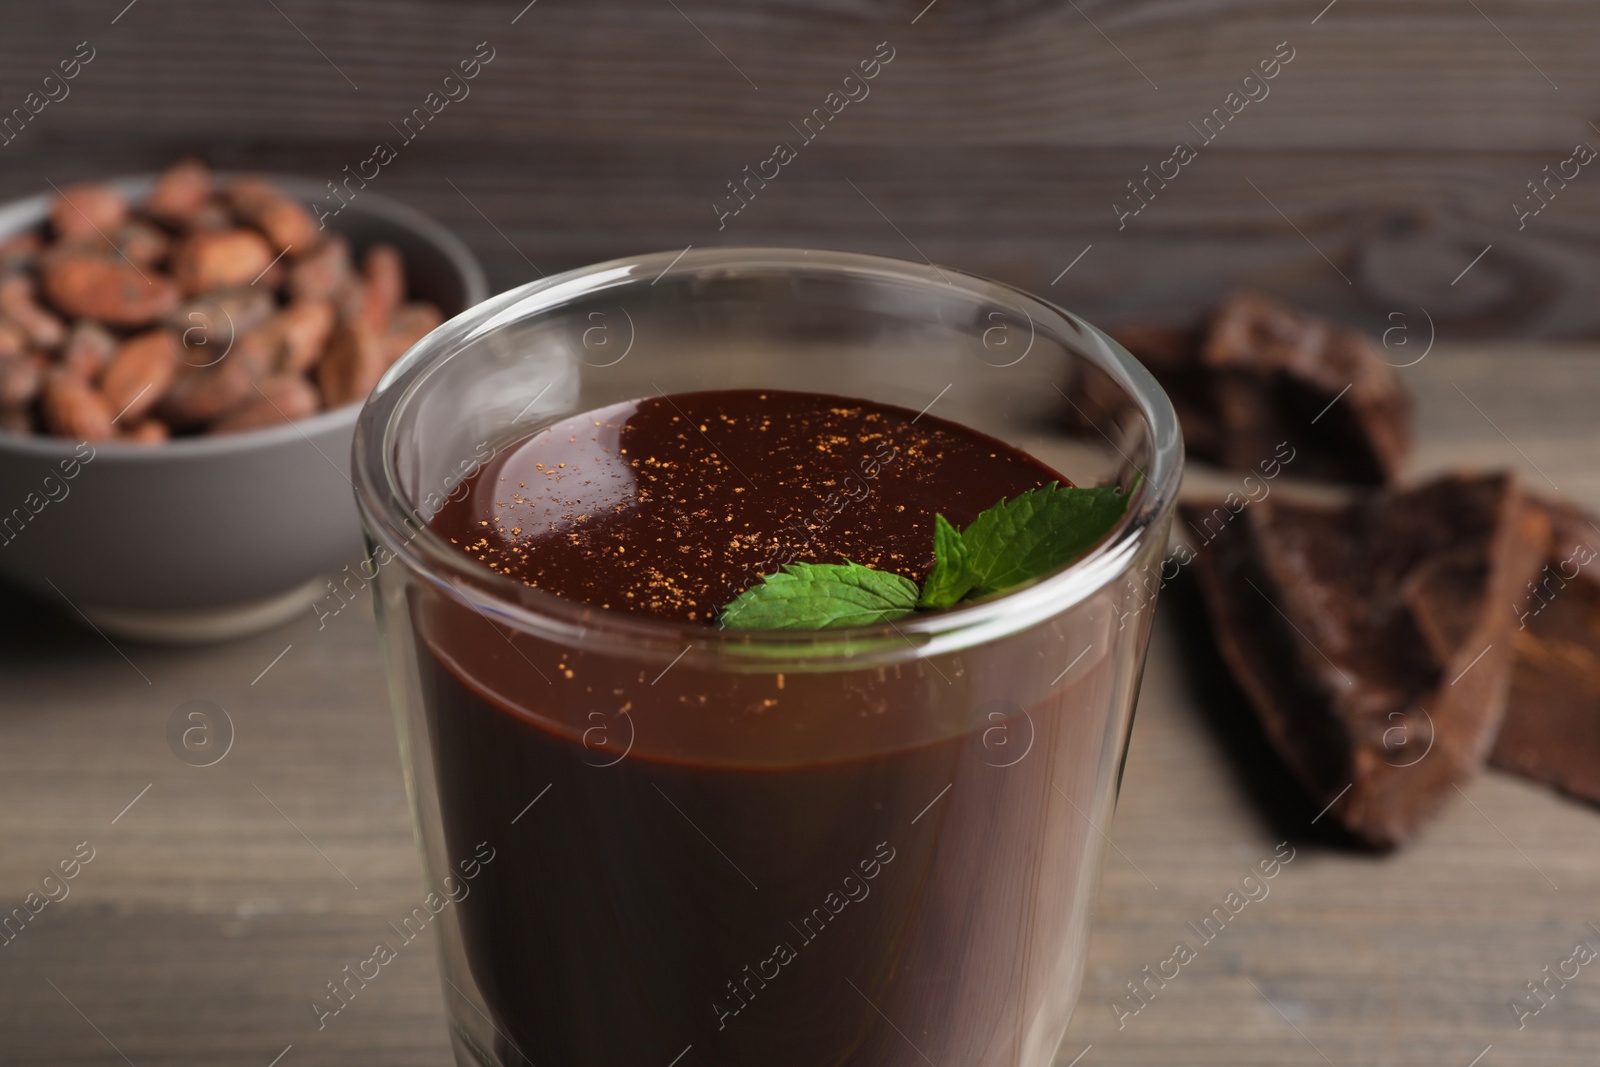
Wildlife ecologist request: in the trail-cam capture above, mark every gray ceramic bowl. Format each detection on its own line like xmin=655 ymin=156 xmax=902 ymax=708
xmin=0 ymin=174 xmax=487 ymax=642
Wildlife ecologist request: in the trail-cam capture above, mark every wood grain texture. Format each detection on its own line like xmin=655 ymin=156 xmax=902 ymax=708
xmin=2 ymin=345 xmax=1599 ymax=1065
xmin=3 ymin=0 xmax=1595 ymax=147
xmin=5 ymin=136 xmax=1600 ymax=340
xmin=2 ymin=2 xmax=1600 ymax=336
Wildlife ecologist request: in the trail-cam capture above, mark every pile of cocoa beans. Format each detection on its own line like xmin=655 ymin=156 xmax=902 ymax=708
xmin=0 ymin=159 xmax=443 ymax=442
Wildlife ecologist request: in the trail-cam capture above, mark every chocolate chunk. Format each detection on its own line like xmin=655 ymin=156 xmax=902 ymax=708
xmin=1183 ymin=472 xmax=1548 ymax=847
xmin=1069 ymin=292 xmax=1412 ymax=484
xmin=1490 ymin=497 xmax=1600 ymax=804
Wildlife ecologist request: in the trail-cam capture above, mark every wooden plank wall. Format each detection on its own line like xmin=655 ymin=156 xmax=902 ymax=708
xmin=2 ymin=0 xmax=1598 ymax=338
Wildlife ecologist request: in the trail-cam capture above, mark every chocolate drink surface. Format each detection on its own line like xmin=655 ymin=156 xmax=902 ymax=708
xmin=429 ymin=389 xmax=1075 ymax=620
xmin=419 ymin=390 xmax=1126 ymax=1066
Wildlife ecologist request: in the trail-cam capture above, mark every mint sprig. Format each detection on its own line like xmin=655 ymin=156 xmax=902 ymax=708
xmin=918 ymin=514 xmax=975 ymax=609
xmin=721 ymin=482 xmax=1130 ymax=630
xmin=720 ymin=561 xmax=919 ymax=630
xmin=959 ymin=483 xmax=1132 ymax=596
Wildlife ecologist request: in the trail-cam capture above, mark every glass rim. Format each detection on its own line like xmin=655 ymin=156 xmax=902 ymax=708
xmin=351 ymin=246 xmax=1183 ymax=668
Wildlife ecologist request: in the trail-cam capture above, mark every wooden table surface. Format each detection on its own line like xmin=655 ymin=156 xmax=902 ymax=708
xmin=3 ymin=341 xmax=1598 ymax=1066
xmin=8 ymin=0 xmax=1600 ymax=341
xmin=6 ymin=1 xmax=1600 ymax=1061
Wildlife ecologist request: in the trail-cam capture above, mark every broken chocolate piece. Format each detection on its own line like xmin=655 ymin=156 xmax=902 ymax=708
xmin=1183 ymin=472 xmax=1548 ymax=847
xmin=1069 ymin=292 xmax=1412 ymax=484
xmin=1490 ymin=497 xmax=1600 ymax=804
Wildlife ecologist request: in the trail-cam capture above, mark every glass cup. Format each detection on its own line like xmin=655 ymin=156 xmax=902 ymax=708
xmin=352 ymin=248 xmax=1182 ymax=1067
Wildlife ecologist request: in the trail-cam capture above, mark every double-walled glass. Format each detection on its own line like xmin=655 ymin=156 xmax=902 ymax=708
xmin=352 ymin=249 xmax=1182 ymax=1067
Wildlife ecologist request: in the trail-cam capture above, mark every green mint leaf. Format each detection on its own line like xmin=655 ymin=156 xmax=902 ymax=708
xmin=718 ymin=481 xmax=1130 ymax=629
xmin=960 ymin=482 xmax=1129 ymax=596
xmin=720 ymin=561 xmax=919 ymax=630
xmin=918 ymin=514 xmax=975 ymax=609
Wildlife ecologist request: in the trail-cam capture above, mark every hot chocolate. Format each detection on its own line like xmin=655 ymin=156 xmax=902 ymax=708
xmin=418 ymin=390 xmax=1122 ymax=1066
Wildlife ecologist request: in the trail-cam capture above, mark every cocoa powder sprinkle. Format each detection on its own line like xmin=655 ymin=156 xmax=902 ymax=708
xmin=430 ymin=390 xmax=1065 ymax=623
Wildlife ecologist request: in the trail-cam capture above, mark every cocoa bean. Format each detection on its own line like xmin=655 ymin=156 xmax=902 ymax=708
xmin=41 ymin=253 xmax=181 ymax=327
xmin=144 ymin=159 xmax=213 ymax=227
xmin=360 ymin=243 xmax=405 ymax=330
xmin=187 ymin=199 xmax=234 ymax=234
xmin=253 ymin=261 xmax=287 ymax=293
xmin=40 ymin=371 xmax=115 ymax=440
xmin=227 ymin=176 xmax=321 ymax=256
xmin=101 ymin=329 xmax=179 ymax=422
xmin=383 ymin=301 xmax=444 ymax=364
xmin=288 ymin=237 xmax=353 ymax=302
xmin=0 ymin=318 xmax=26 ymax=360
xmin=50 ymin=183 xmax=128 ymax=243
xmin=226 ymin=177 xmax=283 ymax=219
xmin=121 ymin=419 xmax=169 ymax=445
xmin=0 ymin=273 xmax=67 ymax=349
xmin=0 ymin=406 xmax=33 ymax=435
xmin=334 ymin=276 xmax=366 ymax=324
xmin=61 ymin=321 xmax=117 ymax=378
xmin=263 ymin=299 xmax=335 ymax=373
xmin=114 ymin=220 xmax=170 ymax=267
xmin=0 ymin=230 xmax=43 ymax=272
xmin=170 ymin=287 xmax=275 ymax=363
xmin=158 ymin=358 xmax=258 ymax=430
xmin=315 ymin=318 xmax=385 ymax=408
xmin=171 ymin=229 xmax=275 ymax=294
xmin=248 ymin=197 xmax=320 ymax=257
xmin=0 ymin=353 xmax=46 ymax=407
xmin=233 ymin=330 xmax=280 ymax=377
xmin=4 ymin=166 xmax=435 ymax=444
xmin=212 ymin=373 xmax=320 ymax=434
